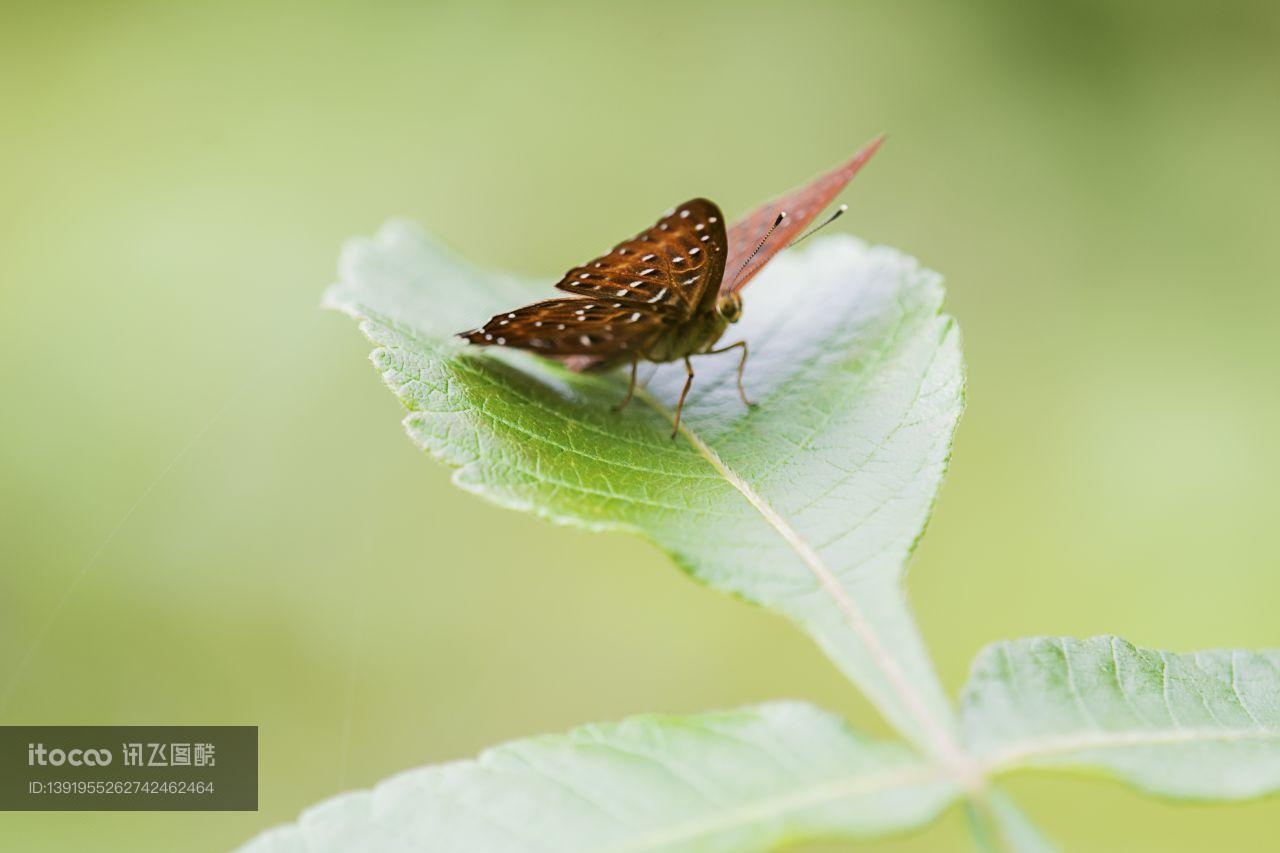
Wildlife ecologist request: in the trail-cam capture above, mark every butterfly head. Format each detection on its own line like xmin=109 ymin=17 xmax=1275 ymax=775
xmin=716 ymin=292 xmax=743 ymax=324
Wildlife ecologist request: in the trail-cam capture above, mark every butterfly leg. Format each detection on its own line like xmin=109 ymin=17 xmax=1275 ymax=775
xmin=613 ymin=355 xmax=640 ymax=412
xmin=707 ymin=340 xmax=756 ymax=408
xmin=671 ymin=356 xmax=695 ymax=439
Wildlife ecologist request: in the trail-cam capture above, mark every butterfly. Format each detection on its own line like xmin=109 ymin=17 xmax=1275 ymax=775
xmin=459 ymin=136 xmax=884 ymax=437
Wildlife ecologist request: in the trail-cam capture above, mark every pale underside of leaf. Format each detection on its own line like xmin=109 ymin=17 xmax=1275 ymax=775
xmin=962 ymin=635 xmax=1280 ymax=800
xmin=322 ymin=221 xmax=968 ymax=768
xmin=239 ymin=702 xmax=958 ymax=853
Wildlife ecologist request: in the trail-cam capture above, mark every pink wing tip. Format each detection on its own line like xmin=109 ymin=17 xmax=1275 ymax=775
xmin=845 ymin=134 xmax=887 ymax=174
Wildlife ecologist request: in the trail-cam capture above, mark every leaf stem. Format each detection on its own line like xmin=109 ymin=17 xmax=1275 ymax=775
xmin=963 ymin=794 xmax=1007 ymax=853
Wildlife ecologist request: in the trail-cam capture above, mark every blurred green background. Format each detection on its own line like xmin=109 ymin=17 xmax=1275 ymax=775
xmin=3 ymin=1 xmax=1278 ymax=850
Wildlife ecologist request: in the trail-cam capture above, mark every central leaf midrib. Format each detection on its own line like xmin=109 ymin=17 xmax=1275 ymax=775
xmin=634 ymin=388 xmax=976 ymax=785
xmin=983 ymin=726 xmax=1280 ymax=770
xmin=606 ymin=762 xmax=949 ymax=853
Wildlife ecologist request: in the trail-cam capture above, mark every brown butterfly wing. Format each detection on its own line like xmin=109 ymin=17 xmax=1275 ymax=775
xmin=463 ymin=199 xmax=729 ymax=372
xmin=461 ymin=298 xmax=669 ymax=358
xmin=554 ymin=198 xmax=728 ymax=316
xmin=722 ymin=135 xmax=884 ymax=295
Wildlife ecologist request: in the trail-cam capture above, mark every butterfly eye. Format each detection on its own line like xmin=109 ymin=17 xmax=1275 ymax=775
xmin=716 ymin=293 xmax=743 ymax=323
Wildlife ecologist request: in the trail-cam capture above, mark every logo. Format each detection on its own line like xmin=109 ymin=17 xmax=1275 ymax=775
xmin=27 ymin=743 xmax=113 ymax=767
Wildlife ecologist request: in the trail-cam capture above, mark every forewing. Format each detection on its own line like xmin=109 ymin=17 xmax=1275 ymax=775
xmin=460 ymin=298 xmax=668 ymax=357
xmin=723 ymin=135 xmax=883 ymax=295
xmin=555 ymin=198 xmax=728 ymax=316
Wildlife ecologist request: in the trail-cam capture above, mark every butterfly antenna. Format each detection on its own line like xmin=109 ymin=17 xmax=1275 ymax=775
xmin=787 ymin=204 xmax=847 ymax=249
xmin=727 ymin=211 xmax=787 ymax=292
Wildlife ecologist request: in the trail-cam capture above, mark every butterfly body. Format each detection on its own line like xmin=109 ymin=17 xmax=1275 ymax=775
xmin=643 ymin=304 xmax=731 ymax=364
xmin=459 ymin=137 xmax=885 ymax=436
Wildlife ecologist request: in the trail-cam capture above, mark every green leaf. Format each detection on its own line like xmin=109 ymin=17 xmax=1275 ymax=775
xmin=239 ymin=702 xmax=958 ymax=853
xmin=324 ymin=221 xmax=967 ymax=764
xmin=961 ymin=635 xmax=1280 ymax=799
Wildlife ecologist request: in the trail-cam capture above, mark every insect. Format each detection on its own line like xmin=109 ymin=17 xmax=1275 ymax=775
xmin=459 ymin=136 xmax=884 ymax=437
